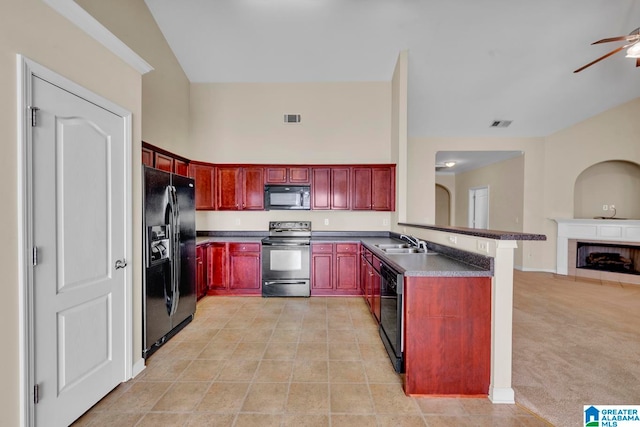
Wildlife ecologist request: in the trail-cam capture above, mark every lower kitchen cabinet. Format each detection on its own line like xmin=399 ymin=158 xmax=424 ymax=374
xmin=207 ymin=241 xmax=261 ymax=295
xmin=311 ymin=242 xmax=359 ymax=296
xmin=360 ymin=247 xmax=381 ymax=322
xmin=229 ymin=243 xmax=261 ymax=291
xmin=403 ymin=276 xmax=491 ymax=396
xmin=196 ymin=244 xmax=207 ymax=299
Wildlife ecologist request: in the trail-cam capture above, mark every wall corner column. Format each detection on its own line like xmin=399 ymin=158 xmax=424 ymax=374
xmin=488 ymin=239 xmax=517 ymax=404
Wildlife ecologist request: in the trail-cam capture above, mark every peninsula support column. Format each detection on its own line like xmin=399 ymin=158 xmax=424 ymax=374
xmin=488 ymin=240 xmax=517 ymax=403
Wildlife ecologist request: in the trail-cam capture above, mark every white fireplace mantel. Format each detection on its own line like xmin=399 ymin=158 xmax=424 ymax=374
xmin=554 ymin=218 xmax=640 ymax=274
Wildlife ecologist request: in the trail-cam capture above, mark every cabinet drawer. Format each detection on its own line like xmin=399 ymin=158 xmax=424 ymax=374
xmin=312 ymin=243 xmax=334 ymax=253
xmin=336 ymin=243 xmax=358 ymax=253
xmin=229 ymin=242 xmax=260 ymax=252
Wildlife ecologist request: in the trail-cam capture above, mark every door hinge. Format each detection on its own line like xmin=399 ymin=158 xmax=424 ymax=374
xmin=29 ymin=106 xmax=39 ymax=127
xmin=33 ymin=247 xmax=38 ymax=266
xmin=34 ymin=384 xmax=39 ymax=404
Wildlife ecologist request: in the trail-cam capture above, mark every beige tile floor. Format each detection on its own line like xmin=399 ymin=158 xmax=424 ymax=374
xmin=73 ymin=296 xmax=549 ymax=427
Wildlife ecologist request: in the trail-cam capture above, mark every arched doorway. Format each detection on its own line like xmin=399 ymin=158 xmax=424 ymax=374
xmin=435 ymin=184 xmax=451 ymax=226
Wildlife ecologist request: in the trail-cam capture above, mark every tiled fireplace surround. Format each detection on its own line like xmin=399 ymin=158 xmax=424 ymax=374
xmin=555 ymin=218 xmax=640 ymax=285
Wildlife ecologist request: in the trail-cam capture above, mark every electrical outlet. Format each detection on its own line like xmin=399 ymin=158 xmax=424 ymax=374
xmin=448 ymin=235 xmax=457 ymax=244
xmin=324 ymin=218 xmax=329 ymax=225
xmin=235 ymin=218 xmax=241 ymax=225
xmin=610 ymin=204 xmax=615 ymax=210
xmin=603 ymin=204 xmax=608 ymax=211
xmin=383 ymin=218 xmax=389 ymax=226
xmin=477 ymin=241 xmax=489 ymax=253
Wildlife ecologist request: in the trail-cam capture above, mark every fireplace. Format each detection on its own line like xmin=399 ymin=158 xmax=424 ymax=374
xmin=576 ymin=242 xmax=640 ymax=275
xmin=555 ymin=218 xmax=640 ymax=285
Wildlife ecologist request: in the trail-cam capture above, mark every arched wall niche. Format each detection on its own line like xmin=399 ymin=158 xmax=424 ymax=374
xmin=573 ymin=160 xmax=640 ymax=220
xmin=435 ymin=184 xmax=451 ymax=226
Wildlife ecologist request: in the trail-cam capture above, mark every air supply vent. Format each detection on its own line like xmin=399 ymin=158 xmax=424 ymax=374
xmin=284 ymin=114 xmax=301 ymax=124
xmin=490 ymin=120 xmax=512 ymax=128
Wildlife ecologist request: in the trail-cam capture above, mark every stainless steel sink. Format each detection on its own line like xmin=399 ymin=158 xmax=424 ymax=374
xmin=381 ymin=247 xmax=426 ymax=254
xmin=375 ymin=243 xmax=410 ymax=249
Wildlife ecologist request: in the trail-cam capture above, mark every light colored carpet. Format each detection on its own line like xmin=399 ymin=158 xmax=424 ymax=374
xmin=512 ymin=271 xmax=640 ymax=427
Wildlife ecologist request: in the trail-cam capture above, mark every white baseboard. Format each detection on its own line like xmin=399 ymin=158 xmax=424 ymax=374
xmin=514 ymin=265 xmax=556 ymax=273
xmin=488 ymin=386 xmax=515 ymax=404
xmin=131 ymin=357 xmax=146 ymax=379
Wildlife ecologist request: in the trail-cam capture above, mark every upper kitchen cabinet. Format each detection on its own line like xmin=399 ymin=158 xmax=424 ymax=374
xmin=189 ymin=161 xmax=216 ymax=210
xmin=142 ymin=141 xmax=190 ymax=177
xmin=265 ymin=166 xmax=311 ymax=185
xmin=142 ymin=147 xmax=153 ymax=167
xmin=216 ymin=166 xmax=264 ymax=210
xmin=311 ymin=167 xmax=350 ymax=210
xmin=351 ymin=165 xmax=396 ymax=211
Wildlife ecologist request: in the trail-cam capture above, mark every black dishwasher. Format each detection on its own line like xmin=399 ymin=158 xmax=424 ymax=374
xmin=379 ymin=263 xmax=404 ymax=373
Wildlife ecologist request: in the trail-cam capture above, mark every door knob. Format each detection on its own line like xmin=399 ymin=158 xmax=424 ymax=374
xmin=115 ymin=259 xmax=128 ymax=269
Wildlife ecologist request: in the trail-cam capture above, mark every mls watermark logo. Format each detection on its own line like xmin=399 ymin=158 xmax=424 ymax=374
xmin=584 ymin=406 xmax=640 ymax=427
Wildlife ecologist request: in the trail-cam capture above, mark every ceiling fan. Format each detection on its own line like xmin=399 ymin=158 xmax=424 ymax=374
xmin=574 ymin=27 xmax=640 ymax=73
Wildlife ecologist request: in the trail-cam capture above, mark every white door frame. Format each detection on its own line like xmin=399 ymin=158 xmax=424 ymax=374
xmin=468 ymin=185 xmax=490 ymax=229
xmin=17 ymin=55 xmax=134 ymax=427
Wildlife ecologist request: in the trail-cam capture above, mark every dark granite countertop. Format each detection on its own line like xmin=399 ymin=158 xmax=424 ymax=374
xmin=197 ymin=231 xmax=493 ymax=278
xmin=398 ymin=223 xmax=546 ymax=241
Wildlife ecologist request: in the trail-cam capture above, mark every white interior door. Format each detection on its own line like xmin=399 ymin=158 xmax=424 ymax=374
xmin=31 ymin=75 xmax=127 ymax=427
xmin=469 ymin=186 xmax=489 ymax=229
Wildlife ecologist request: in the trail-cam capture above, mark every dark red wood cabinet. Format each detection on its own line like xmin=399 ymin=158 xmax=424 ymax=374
xmin=216 ymin=166 xmax=264 ymax=210
xmin=154 ymin=152 xmax=174 ymax=172
xmin=142 ymin=147 xmax=153 ymax=167
xmin=265 ymin=166 xmax=310 ymax=184
xmin=228 ymin=243 xmax=261 ymax=291
xmin=207 ymin=241 xmax=261 ymax=295
xmin=189 ymin=162 xmax=216 ymax=210
xmin=196 ymin=244 xmax=207 ymax=299
xmin=143 ymin=142 xmax=190 ymax=177
xmin=142 ymin=143 xmax=396 ymax=212
xmin=335 ymin=243 xmax=359 ymax=290
xmin=403 ymin=276 xmax=491 ymax=396
xmin=206 ymin=242 xmax=228 ymax=291
xmin=311 ymin=242 xmax=359 ymax=295
xmin=311 ymin=167 xmax=350 ymax=210
xmin=360 ymin=248 xmax=381 ymax=322
xmin=351 ymin=166 xmax=395 ymax=211
xmin=311 ymin=243 xmax=333 ymax=291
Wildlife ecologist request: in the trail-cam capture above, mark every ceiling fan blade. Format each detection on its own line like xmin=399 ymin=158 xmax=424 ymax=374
xmin=592 ymin=35 xmax=638 ymax=44
xmin=573 ymin=46 xmax=625 ymax=73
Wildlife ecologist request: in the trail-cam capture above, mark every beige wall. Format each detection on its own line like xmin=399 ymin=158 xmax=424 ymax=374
xmin=407 ymin=97 xmax=640 ymax=272
xmin=452 ymin=156 xmax=525 ymax=266
xmin=453 ymin=156 xmax=524 ymax=231
xmin=0 ymin=0 xmax=143 ymax=424
xmin=190 ymin=81 xmax=394 ymax=230
xmin=390 ymin=51 xmax=409 ymax=225
xmin=189 ymin=82 xmax=390 ymax=163
xmin=76 ymin=0 xmax=191 ymax=156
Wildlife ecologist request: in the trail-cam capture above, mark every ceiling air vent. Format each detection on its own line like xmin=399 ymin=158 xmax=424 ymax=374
xmin=284 ymin=114 xmax=301 ymax=124
xmin=490 ymin=120 xmax=512 ymax=128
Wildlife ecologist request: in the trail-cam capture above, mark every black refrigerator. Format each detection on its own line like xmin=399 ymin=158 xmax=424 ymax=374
xmin=143 ymin=166 xmax=196 ymax=358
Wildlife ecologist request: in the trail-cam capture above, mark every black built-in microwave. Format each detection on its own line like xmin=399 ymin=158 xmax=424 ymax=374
xmin=264 ymin=185 xmax=311 ymax=210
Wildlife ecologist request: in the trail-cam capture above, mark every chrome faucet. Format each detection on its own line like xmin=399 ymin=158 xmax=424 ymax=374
xmin=400 ymin=234 xmax=419 ymax=247
xmin=400 ymin=234 xmax=428 ymax=251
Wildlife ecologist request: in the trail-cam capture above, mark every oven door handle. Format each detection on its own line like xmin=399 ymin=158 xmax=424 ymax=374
xmin=262 ymin=242 xmax=309 ymax=246
xmin=263 ymin=281 xmax=309 ymax=285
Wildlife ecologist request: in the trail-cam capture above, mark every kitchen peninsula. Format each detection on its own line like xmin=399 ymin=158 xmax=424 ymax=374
xmin=196 ymin=224 xmax=546 ymax=402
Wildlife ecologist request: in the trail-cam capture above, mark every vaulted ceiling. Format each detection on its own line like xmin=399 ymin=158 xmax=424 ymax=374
xmin=144 ymin=0 xmax=640 ymax=138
